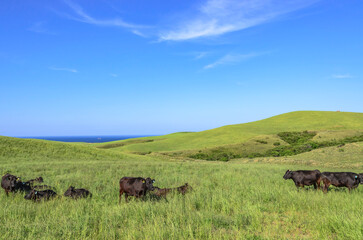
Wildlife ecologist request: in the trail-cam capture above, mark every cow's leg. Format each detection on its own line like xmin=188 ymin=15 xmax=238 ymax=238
xmin=295 ymin=183 xmax=302 ymax=191
xmin=5 ymin=189 xmax=9 ymax=196
xmin=124 ymin=193 xmax=128 ymax=203
xmin=316 ymin=178 xmax=321 ymax=190
xmin=313 ymin=183 xmax=317 ymax=190
xmin=323 ymin=183 xmax=330 ymax=193
xmin=119 ymin=189 xmax=123 ymax=204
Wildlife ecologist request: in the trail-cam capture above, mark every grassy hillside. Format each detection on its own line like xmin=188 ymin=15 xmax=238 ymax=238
xmin=0 ymin=136 xmax=124 ymax=161
xmin=1 ymin=119 xmax=362 ymax=239
xmin=96 ymin=111 xmax=363 ymax=153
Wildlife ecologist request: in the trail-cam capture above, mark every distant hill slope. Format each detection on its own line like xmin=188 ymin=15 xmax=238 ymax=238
xmin=0 ymin=136 xmax=124 ymax=160
xmin=106 ymin=111 xmax=363 ymax=153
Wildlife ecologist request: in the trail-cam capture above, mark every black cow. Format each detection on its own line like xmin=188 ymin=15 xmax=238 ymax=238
xmin=15 ymin=176 xmax=44 ymax=193
xmin=24 ymin=189 xmax=57 ymax=201
xmin=283 ymin=170 xmax=322 ymax=190
xmin=153 ymin=183 xmax=193 ymax=198
xmin=119 ymin=177 xmax=155 ymax=203
xmin=321 ymin=172 xmax=361 ymax=192
xmin=1 ymin=174 xmax=20 ymax=196
xmin=1 ymin=174 xmax=44 ymax=196
xmin=64 ymin=186 xmax=92 ymax=199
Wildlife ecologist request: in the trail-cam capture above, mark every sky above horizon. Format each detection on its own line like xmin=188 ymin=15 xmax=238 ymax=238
xmin=1 ymin=0 xmax=362 ymax=136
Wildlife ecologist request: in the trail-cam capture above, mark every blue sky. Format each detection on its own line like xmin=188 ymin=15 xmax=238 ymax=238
xmin=1 ymin=0 xmax=362 ymax=136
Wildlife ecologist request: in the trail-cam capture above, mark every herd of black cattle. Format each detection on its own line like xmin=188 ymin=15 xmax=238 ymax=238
xmin=0 ymin=173 xmax=192 ymax=202
xmin=283 ymin=170 xmax=363 ymax=192
xmin=1 ymin=170 xmax=362 ymax=202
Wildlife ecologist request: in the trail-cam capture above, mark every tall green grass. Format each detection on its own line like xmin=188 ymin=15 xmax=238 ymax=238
xmin=1 ymin=136 xmax=362 ymax=239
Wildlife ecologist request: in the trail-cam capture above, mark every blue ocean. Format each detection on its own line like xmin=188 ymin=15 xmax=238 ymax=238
xmin=20 ymin=135 xmax=153 ymax=143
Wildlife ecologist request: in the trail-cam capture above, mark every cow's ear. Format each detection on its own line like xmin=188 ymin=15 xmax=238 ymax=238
xmin=152 ymin=179 xmax=155 ymax=183
xmin=355 ymin=175 xmax=358 ymax=179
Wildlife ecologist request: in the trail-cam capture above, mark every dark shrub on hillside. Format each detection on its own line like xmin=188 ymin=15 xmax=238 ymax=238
xmin=277 ymin=131 xmax=316 ymax=144
xmin=273 ymin=142 xmax=280 ymax=146
xmin=256 ymin=140 xmax=268 ymax=144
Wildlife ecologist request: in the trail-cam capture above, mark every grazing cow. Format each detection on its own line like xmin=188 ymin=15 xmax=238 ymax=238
xmin=321 ymin=172 xmax=361 ymax=192
xmin=64 ymin=186 xmax=92 ymax=199
xmin=283 ymin=170 xmax=322 ymax=190
xmin=153 ymin=183 xmax=193 ymax=198
xmin=1 ymin=174 xmax=44 ymax=196
xmin=119 ymin=177 xmax=155 ymax=203
xmin=1 ymin=174 xmax=20 ymax=196
xmin=15 ymin=176 xmax=44 ymax=193
xmin=24 ymin=189 xmax=57 ymax=201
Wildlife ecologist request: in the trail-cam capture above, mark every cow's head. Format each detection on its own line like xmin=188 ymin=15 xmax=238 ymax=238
xmin=179 ymin=183 xmax=192 ymax=194
xmin=359 ymin=174 xmax=363 ymax=184
xmin=64 ymin=186 xmax=75 ymax=196
xmin=5 ymin=174 xmax=20 ymax=189
xmin=36 ymin=177 xmax=44 ymax=183
xmin=143 ymin=178 xmax=155 ymax=191
xmin=283 ymin=170 xmax=293 ymax=180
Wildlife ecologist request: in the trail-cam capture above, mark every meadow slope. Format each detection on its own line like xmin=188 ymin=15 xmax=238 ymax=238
xmin=1 ymin=111 xmax=362 ymax=239
xmin=98 ymin=111 xmax=363 ymax=153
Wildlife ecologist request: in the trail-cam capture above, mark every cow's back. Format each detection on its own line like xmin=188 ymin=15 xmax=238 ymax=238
xmin=322 ymin=172 xmax=359 ymax=188
xmin=293 ymin=170 xmax=321 ymax=181
xmin=119 ymin=177 xmax=144 ymax=196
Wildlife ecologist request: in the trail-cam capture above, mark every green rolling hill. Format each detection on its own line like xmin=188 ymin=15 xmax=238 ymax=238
xmin=95 ymin=111 xmax=363 ymax=153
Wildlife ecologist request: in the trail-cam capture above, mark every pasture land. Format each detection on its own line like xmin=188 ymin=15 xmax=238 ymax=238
xmin=97 ymin=111 xmax=363 ymax=153
xmin=1 ymin=137 xmax=363 ymax=239
xmin=1 ymin=111 xmax=362 ymax=239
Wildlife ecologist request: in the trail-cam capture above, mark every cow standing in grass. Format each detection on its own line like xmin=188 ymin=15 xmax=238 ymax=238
xmin=119 ymin=177 xmax=155 ymax=203
xmin=321 ymin=172 xmax=361 ymax=192
xmin=283 ymin=170 xmax=322 ymax=190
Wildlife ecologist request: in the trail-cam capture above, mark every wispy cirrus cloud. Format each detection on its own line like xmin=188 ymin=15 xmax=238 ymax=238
xmin=204 ymin=51 xmax=269 ymax=69
xmin=28 ymin=22 xmax=56 ymax=35
xmin=331 ymin=74 xmax=354 ymax=79
xmin=159 ymin=0 xmax=319 ymax=41
xmin=49 ymin=66 xmax=78 ymax=73
xmin=60 ymin=0 xmax=148 ymax=35
xmin=195 ymin=52 xmax=209 ymax=59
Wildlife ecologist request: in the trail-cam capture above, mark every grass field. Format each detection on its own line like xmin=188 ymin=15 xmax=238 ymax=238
xmin=1 ymin=111 xmax=362 ymax=239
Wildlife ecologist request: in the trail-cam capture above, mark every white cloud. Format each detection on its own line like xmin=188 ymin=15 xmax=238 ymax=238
xmin=61 ymin=0 xmax=148 ymax=36
xmin=204 ymin=51 xmax=268 ymax=69
xmin=49 ymin=66 xmax=78 ymax=73
xmin=331 ymin=74 xmax=354 ymax=79
xmin=159 ymin=0 xmax=319 ymax=41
